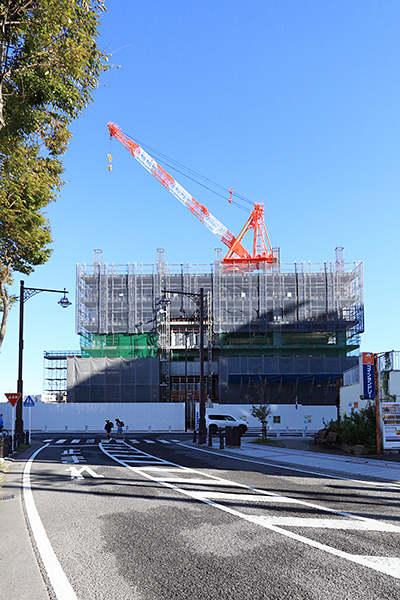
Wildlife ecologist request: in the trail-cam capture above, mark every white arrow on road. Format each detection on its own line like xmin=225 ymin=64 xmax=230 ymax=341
xmin=66 ymin=466 xmax=104 ymax=479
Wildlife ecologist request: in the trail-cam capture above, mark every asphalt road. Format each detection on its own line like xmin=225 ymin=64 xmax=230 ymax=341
xmin=27 ymin=433 xmax=400 ymax=600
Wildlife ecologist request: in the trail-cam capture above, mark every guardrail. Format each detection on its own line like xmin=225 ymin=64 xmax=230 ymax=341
xmin=244 ymin=427 xmax=316 ymax=438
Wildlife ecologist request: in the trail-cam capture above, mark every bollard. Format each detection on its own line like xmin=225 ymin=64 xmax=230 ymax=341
xmin=193 ymin=429 xmax=197 ymax=443
xmin=0 ymin=438 xmax=4 ymax=459
xmin=208 ymin=430 xmax=213 ymax=447
xmin=219 ymin=428 xmax=224 ymax=449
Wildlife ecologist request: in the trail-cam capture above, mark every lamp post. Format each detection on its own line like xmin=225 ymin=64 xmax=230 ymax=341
xmin=183 ymin=328 xmax=190 ymax=431
xmin=16 ymin=280 xmax=71 ymax=435
xmin=162 ymin=287 xmax=206 ymax=444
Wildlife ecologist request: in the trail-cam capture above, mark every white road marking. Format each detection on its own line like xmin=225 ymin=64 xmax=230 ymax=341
xmin=70 ymin=439 xmax=80 ymax=444
xmin=43 ymin=439 xmax=53 ymax=443
xmin=124 ymin=460 xmax=167 ymax=464
xmin=100 ymin=443 xmax=400 ymax=580
xmin=66 ymin=466 xmax=104 ymax=479
xmin=155 ymin=477 xmax=237 ymax=484
xmin=23 ymin=445 xmax=78 ymax=600
xmin=252 ymin=516 xmax=400 ymax=532
xmin=188 ymin=492 xmax=300 ymax=503
xmin=55 ymin=439 xmax=67 ymax=444
xmin=158 ymin=439 xmax=171 ymax=444
xmin=143 ymin=439 xmax=155 ymax=444
xmin=86 ymin=439 xmax=95 ymax=444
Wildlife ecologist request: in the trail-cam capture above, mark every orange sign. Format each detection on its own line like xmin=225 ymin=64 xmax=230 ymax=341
xmin=362 ymin=352 xmax=374 ymax=365
xmin=5 ymin=393 xmax=21 ymax=407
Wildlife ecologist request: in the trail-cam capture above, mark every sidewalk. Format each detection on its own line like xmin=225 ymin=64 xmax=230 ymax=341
xmin=0 ymin=444 xmax=49 ymax=600
xmin=207 ymin=436 xmax=400 ymax=484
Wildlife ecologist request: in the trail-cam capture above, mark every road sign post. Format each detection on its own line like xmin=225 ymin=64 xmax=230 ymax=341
xmin=5 ymin=394 xmax=21 ymax=443
xmin=23 ymin=396 xmax=35 ymax=443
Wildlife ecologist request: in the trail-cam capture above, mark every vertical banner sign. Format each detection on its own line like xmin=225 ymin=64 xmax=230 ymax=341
xmin=362 ymin=352 xmax=375 ymax=399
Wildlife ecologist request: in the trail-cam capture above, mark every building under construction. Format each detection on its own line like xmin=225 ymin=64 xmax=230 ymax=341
xmin=57 ymin=125 xmax=364 ymax=421
xmin=65 ymin=246 xmax=363 ymax=425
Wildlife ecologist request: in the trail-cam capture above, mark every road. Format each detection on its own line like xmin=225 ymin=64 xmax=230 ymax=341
xmin=25 ymin=433 xmax=400 ymax=600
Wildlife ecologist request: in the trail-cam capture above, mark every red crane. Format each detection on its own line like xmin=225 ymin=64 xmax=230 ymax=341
xmin=108 ymin=122 xmax=278 ymax=268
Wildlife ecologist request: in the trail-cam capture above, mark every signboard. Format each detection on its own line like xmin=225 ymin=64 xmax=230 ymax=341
xmin=361 ymin=352 xmax=375 ymax=400
xmin=381 ymin=403 xmax=400 ymax=450
xmin=24 ymin=395 xmax=35 ymax=407
xmin=5 ymin=392 xmax=21 ymax=407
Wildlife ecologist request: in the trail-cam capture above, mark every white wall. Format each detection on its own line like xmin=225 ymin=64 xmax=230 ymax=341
xmin=339 ymin=384 xmax=370 ymax=417
xmin=389 ymin=371 xmax=400 ymax=398
xmin=340 ymin=370 xmax=400 ymax=417
xmin=0 ymin=402 xmax=185 ymax=433
xmin=204 ymin=404 xmax=337 ymax=432
xmin=0 ymin=401 xmax=337 ymax=433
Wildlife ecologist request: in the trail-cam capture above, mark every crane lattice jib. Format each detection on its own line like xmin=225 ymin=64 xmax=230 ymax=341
xmin=107 ymin=122 xmax=246 ymax=253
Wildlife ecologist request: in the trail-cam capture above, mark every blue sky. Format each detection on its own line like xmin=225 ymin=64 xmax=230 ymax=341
xmin=1 ymin=0 xmax=400 ymax=399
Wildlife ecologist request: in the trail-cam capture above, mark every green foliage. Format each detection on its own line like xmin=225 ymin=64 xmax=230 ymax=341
xmin=251 ymin=404 xmax=271 ymax=423
xmin=0 ymin=0 xmax=109 ymax=347
xmin=325 ymin=403 xmax=376 ymax=447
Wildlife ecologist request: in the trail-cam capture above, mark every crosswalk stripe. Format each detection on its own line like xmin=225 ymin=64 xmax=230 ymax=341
xmin=55 ymin=439 xmax=67 ymax=444
xmin=143 ymin=439 xmax=155 ymax=444
xmin=188 ymin=492 xmax=300 ymax=503
xmin=251 ymin=517 xmax=400 ymax=532
xmin=71 ymin=439 xmax=80 ymax=444
xmin=124 ymin=460 xmax=166 ymax=464
xmin=158 ymin=440 xmax=171 ymax=444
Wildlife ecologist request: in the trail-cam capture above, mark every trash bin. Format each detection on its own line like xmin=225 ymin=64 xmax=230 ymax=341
xmin=225 ymin=426 xmax=241 ymax=447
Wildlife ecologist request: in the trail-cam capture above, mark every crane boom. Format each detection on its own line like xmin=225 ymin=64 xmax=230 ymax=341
xmin=108 ymin=122 xmax=277 ymax=267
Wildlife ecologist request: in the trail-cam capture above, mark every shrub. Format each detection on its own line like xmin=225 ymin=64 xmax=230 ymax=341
xmin=325 ymin=403 xmax=376 ymax=447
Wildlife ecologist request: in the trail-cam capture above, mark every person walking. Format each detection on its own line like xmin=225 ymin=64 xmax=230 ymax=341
xmin=104 ymin=418 xmax=114 ymax=441
xmin=0 ymin=414 xmax=4 ymax=432
xmin=115 ymin=418 xmax=125 ymax=441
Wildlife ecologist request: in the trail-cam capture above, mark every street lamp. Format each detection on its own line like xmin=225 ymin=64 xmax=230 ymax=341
xmin=161 ymin=287 xmax=206 ymax=444
xmin=16 ymin=280 xmax=71 ymax=435
xmin=183 ymin=328 xmax=190 ymax=431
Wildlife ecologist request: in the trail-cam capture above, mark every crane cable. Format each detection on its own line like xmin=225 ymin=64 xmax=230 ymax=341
xmin=121 ymin=131 xmax=254 ymax=213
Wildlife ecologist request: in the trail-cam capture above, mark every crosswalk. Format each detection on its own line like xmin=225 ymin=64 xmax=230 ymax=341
xmin=42 ymin=437 xmax=179 ymax=445
xmin=99 ymin=441 xmax=400 ymax=581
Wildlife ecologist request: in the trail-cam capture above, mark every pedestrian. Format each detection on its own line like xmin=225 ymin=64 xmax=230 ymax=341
xmin=104 ymin=418 xmax=114 ymax=441
xmin=115 ymin=418 xmax=125 ymax=440
xmin=0 ymin=414 xmax=4 ymax=431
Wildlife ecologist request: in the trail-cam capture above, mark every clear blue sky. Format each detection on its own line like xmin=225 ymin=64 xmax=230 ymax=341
xmin=1 ymin=0 xmax=400 ymax=399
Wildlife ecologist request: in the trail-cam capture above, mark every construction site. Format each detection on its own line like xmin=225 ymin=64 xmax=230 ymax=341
xmin=45 ymin=124 xmax=364 ymax=430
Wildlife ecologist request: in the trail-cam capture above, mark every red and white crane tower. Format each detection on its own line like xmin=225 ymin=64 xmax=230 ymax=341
xmin=107 ymin=122 xmax=278 ymax=269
